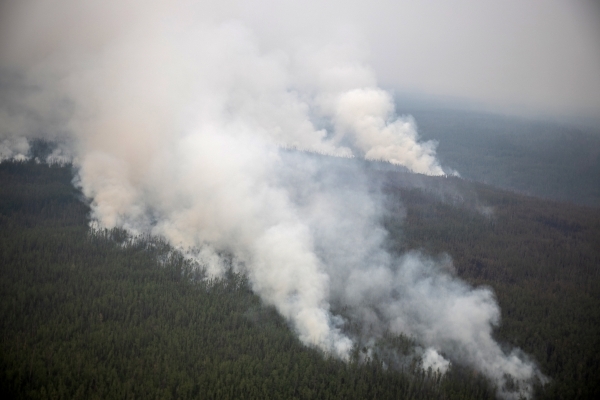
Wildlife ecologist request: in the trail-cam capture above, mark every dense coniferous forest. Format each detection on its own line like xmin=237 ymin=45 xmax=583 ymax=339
xmin=382 ymin=173 xmax=600 ymax=399
xmin=1 ymin=160 xmax=599 ymax=399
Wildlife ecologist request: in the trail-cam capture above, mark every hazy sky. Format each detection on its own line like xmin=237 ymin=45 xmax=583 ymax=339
xmin=245 ymin=0 xmax=600 ymax=120
xmin=376 ymin=1 xmax=600 ymax=120
xmin=1 ymin=0 xmax=599 ymax=120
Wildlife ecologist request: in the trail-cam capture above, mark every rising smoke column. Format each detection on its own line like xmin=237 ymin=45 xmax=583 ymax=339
xmin=0 ymin=1 xmax=545 ymax=397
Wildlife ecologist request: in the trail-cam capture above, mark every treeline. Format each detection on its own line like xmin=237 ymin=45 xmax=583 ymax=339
xmin=0 ymin=161 xmax=494 ymax=399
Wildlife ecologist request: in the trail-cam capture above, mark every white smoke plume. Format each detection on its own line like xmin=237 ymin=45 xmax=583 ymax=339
xmin=0 ymin=1 xmax=545 ymax=397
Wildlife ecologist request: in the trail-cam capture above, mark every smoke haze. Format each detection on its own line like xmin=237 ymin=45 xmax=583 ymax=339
xmin=0 ymin=0 xmax=548 ymax=397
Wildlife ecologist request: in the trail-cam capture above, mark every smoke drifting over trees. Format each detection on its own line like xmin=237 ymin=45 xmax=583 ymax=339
xmin=0 ymin=1 xmax=548 ymax=397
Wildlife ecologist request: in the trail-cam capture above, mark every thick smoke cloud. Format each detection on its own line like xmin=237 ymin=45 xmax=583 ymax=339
xmin=0 ymin=1 xmax=545 ymax=397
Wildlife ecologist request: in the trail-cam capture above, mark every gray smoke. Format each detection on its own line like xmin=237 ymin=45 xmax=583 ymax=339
xmin=0 ymin=1 xmax=546 ymax=397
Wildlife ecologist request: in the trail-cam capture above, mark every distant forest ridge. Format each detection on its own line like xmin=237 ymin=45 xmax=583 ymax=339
xmin=399 ymin=108 xmax=600 ymax=207
xmin=9 ymin=105 xmax=600 ymax=208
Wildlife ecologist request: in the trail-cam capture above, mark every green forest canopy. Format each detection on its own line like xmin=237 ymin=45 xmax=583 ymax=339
xmin=1 ymin=160 xmax=599 ymax=399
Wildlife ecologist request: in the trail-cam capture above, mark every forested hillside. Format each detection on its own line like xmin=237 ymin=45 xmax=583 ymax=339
xmin=0 ymin=162 xmax=493 ymax=399
xmin=383 ymin=173 xmax=600 ymax=399
xmin=1 ymin=161 xmax=599 ymax=399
